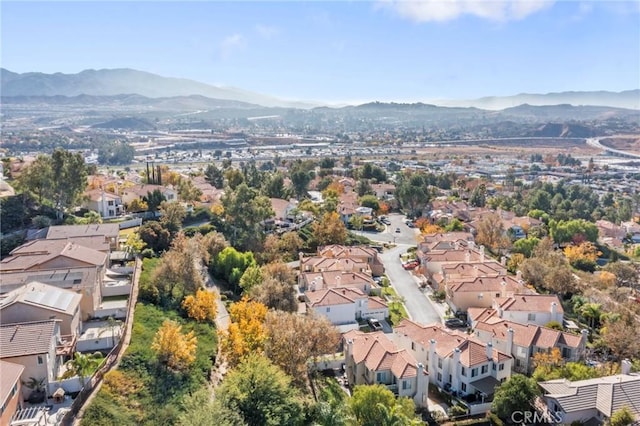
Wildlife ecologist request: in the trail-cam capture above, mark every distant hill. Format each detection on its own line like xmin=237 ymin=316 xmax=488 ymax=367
xmin=434 ymin=90 xmax=640 ymax=110
xmin=91 ymin=117 xmax=156 ymax=131
xmin=0 ymin=68 xmax=316 ymax=109
xmin=1 ymin=94 xmax=260 ymax=110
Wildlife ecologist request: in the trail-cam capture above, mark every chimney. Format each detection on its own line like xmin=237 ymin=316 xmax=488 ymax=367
xmin=500 ymin=256 xmax=506 ymax=266
xmin=465 ymin=250 xmax=471 ymax=263
xmin=479 ymin=245 xmax=485 ymax=263
xmin=486 ymin=341 xmax=493 ymax=360
xmin=347 ymin=339 xmax=354 ymax=357
xmin=501 ymin=280 xmax=507 ymax=298
xmin=516 ymin=270 xmax=522 ymax=282
xmin=429 ymin=339 xmax=437 ymax=372
xmin=454 ymin=241 xmax=460 ymax=251
xmin=621 ymin=359 xmax=632 ymax=375
xmin=550 ymin=301 xmax=558 ymax=317
xmin=299 ymin=252 xmax=304 ymax=261
xmin=506 ymin=328 xmax=514 ymax=354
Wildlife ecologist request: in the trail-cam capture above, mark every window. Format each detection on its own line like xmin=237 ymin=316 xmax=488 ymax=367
xmin=471 ymin=368 xmax=478 ymax=377
xmin=527 ymin=313 xmax=536 ymax=321
xmin=461 ymin=383 xmax=467 ymax=392
xmin=402 ymin=380 xmax=411 ymax=390
xmin=437 ymin=372 xmax=442 ymax=382
xmin=326 ymin=307 xmax=330 ymax=312
xmin=11 ymin=383 xmax=17 ymax=396
xmin=448 ymin=375 xmax=452 ymax=383
xmin=562 ymin=347 xmax=571 ymax=358
xmin=376 ymin=372 xmax=384 ymax=382
xmin=492 ymin=362 xmax=496 ymax=371
xmin=481 ymin=365 xmax=488 ymax=374
xmin=499 ymin=363 xmax=505 ymax=371
xmin=438 ymin=358 xmax=442 ymax=369
xmin=461 ymin=367 xmax=466 ymax=376
xmin=37 ymin=355 xmax=44 ymax=365
xmin=495 ymin=293 xmax=500 ymax=297
xmin=108 ymin=200 xmax=114 ymax=206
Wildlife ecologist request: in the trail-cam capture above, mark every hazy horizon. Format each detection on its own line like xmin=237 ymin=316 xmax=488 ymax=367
xmin=2 ymin=1 xmax=639 ymax=103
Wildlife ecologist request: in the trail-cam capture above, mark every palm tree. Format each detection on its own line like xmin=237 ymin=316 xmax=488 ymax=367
xmin=65 ymin=352 xmax=104 ymax=386
xmin=580 ymin=303 xmax=602 ymax=329
xmin=376 ymin=403 xmax=422 ymax=426
xmin=313 ymin=401 xmax=353 ymax=426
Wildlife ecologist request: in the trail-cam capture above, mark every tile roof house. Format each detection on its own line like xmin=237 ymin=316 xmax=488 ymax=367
xmin=472 ymin=318 xmax=587 ymax=374
xmin=121 ymin=184 xmax=177 ymax=205
xmin=0 ymin=360 xmax=24 ymax=426
xmin=45 ymin=223 xmax=120 ymax=251
xmin=0 ymin=240 xmax=108 ymax=274
xmin=300 ymin=256 xmax=371 ymax=275
xmin=540 ymin=360 xmax=640 ymax=425
xmin=492 ymin=294 xmax=564 ymax=327
xmin=305 ymin=287 xmax=388 ymax=327
xmin=0 ymin=282 xmax=82 ymax=338
xmin=83 ymin=189 xmax=124 ymax=219
xmin=317 ymin=245 xmax=385 ymax=276
xmin=445 ymin=275 xmax=531 ymax=312
xmin=298 ymin=271 xmax=378 ymax=295
xmin=343 ymin=330 xmax=429 ymax=407
xmin=393 ymin=319 xmax=512 ymax=402
xmin=0 ymin=320 xmax=63 ymax=399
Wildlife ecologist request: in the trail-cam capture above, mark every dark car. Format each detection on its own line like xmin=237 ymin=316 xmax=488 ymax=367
xmin=395 ymin=227 xmax=401 ymax=233
xmin=368 ymin=318 xmax=383 ymax=331
xmin=444 ymin=318 xmax=466 ymax=328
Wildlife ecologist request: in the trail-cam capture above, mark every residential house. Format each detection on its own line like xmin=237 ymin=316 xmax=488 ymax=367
xmin=492 ymin=294 xmax=564 ymax=327
xmin=540 ymin=360 xmax=640 ymax=425
xmin=298 ymin=270 xmax=378 ymax=294
xmin=191 ymin=176 xmax=224 ymax=203
xmin=121 ymin=184 xmax=177 ymax=206
xmin=431 ymin=260 xmax=506 ymax=291
xmin=305 ymin=287 xmax=388 ymax=326
xmin=0 ymin=360 xmax=24 ymax=426
xmin=372 ymin=183 xmax=396 ymax=200
xmin=445 ymin=275 xmax=530 ymax=312
xmin=317 ymin=245 xmax=385 ymax=276
xmin=393 ymin=319 xmax=512 ymax=403
xmin=419 ymin=247 xmax=485 ymax=278
xmin=343 ymin=330 xmax=429 ymax=407
xmin=472 ymin=318 xmax=587 ymax=373
xmin=0 ymin=268 xmax=101 ymax=320
xmin=299 ymin=256 xmax=371 ymax=275
xmin=596 ymin=220 xmax=626 ymax=240
xmin=269 ymin=198 xmax=298 ymax=222
xmin=46 ymin=224 xmax=120 ymax=252
xmin=83 ymin=189 xmax=124 ymax=219
xmin=0 ymin=282 xmax=82 ymax=338
xmin=337 ymin=191 xmax=359 ymax=224
xmin=0 ymin=320 xmax=63 ymax=399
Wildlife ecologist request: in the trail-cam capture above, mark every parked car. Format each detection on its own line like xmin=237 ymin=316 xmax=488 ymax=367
xmin=444 ymin=318 xmax=466 ymax=328
xmin=368 ymin=318 xmax=383 ymax=331
xmin=395 ymin=227 xmax=401 ymax=233
xmin=402 ymin=260 xmax=419 ymax=270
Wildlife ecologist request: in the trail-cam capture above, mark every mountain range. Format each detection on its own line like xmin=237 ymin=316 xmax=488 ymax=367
xmin=1 ymin=68 xmax=639 ymax=110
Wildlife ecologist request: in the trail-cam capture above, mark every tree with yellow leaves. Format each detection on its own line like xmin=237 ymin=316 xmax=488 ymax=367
xmin=182 ymin=289 xmax=218 ymax=323
xmin=218 ymin=297 xmax=268 ymax=367
xmin=152 ymin=319 xmax=197 ymax=371
xmin=312 ymin=211 xmax=347 ymax=246
xmin=564 ymin=242 xmax=600 ymax=272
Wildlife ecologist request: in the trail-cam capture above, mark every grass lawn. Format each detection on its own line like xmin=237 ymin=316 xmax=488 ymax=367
xmin=118 ymin=227 xmax=139 ymax=238
xmin=381 ymin=286 xmax=409 ymax=325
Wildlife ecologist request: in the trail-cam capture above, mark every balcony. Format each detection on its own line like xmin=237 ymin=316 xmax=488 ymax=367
xmin=56 ymin=334 xmax=77 ymax=357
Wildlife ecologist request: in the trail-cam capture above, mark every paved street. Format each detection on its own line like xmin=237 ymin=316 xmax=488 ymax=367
xmin=354 ymin=213 xmax=444 ymax=325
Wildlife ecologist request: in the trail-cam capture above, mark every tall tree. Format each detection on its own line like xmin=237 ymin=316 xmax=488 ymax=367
xmin=152 ymin=319 xmax=197 ymax=371
xmin=264 ymin=311 xmax=340 ymax=382
xmin=219 ymin=297 xmax=268 ymax=367
xmin=216 ymin=354 xmax=304 ymax=426
xmin=178 ymin=388 xmax=247 ymax=426
xmin=475 ymin=212 xmax=510 ymax=253
xmin=313 ymin=212 xmax=347 ymax=246
xmin=349 ymin=385 xmax=418 ymax=426
xmin=491 ymin=374 xmax=540 ymax=420
xmin=221 ymin=183 xmax=274 ymax=249
xmin=204 ymin=163 xmax=225 ymax=188
xmin=182 ymin=289 xmax=217 ymax=323
xmin=290 ymin=169 xmax=312 ymax=199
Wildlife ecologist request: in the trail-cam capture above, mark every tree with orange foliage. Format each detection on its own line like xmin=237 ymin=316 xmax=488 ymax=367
xmin=313 ymin=211 xmax=347 ymax=246
xmin=152 ymin=319 xmax=197 ymax=371
xmin=378 ymin=201 xmax=390 ymax=215
xmin=218 ymin=297 xmax=268 ymax=367
xmin=326 ymin=181 xmax=345 ymax=195
xmin=182 ymin=289 xmax=218 ymax=323
xmin=564 ymin=242 xmax=600 ymax=272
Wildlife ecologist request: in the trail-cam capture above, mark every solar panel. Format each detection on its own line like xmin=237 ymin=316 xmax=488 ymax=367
xmin=24 ymin=289 xmax=75 ymax=312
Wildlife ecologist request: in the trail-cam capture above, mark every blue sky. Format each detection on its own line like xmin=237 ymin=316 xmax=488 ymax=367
xmin=2 ymin=1 xmax=639 ymax=103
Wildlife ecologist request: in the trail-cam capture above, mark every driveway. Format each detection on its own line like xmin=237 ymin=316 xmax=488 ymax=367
xmin=354 ymin=214 xmax=443 ymax=325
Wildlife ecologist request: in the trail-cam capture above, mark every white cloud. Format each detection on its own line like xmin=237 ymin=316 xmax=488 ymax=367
xmin=255 ymin=24 xmax=279 ymax=39
xmin=379 ymin=0 xmax=555 ymax=22
xmin=219 ymin=34 xmax=246 ymax=59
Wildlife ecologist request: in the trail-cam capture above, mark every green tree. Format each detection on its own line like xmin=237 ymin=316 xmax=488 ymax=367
xmin=290 ymin=169 xmax=312 ymax=199
xmin=65 ymin=352 xmax=104 ymax=386
xmin=143 ymin=189 xmax=167 ymax=213
xmin=313 ymin=212 xmax=348 ymax=246
xmin=160 ymin=201 xmax=187 ymax=234
xmin=349 ymin=385 xmax=418 ymax=426
xmin=359 ymin=194 xmax=380 ymax=212
xmin=16 ymin=155 xmax=53 ymax=205
xmin=513 ymin=237 xmax=540 ymax=258
xmin=444 ymin=218 xmax=464 ymax=232
xmin=221 ymin=183 xmax=274 ymax=249
xmin=216 ymin=354 xmax=304 ymax=426
xmin=491 ymin=374 xmax=540 ymax=420
xmin=204 ymin=163 xmax=224 ymax=188
xmin=138 ymin=221 xmax=172 ymax=253
xmin=239 ymin=265 xmax=263 ymax=293
xmin=213 ymin=247 xmax=257 ymax=292
xmin=609 ymin=406 xmax=636 ymax=426
xmin=178 ymin=388 xmax=247 ymax=426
